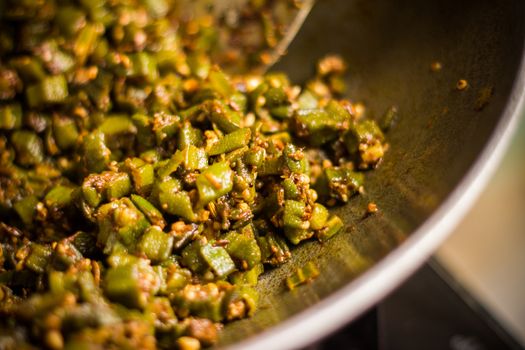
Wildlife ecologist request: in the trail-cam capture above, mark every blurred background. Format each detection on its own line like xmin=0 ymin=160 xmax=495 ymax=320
xmin=437 ymin=113 xmax=525 ymax=345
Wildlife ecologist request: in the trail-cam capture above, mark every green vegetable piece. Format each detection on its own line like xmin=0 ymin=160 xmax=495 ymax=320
xmin=13 ymin=195 xmax=39 ymax=225
xmin=138 ymin=226 xmax=173 ymax=263
xmin=224 ymin=232 xmax=261 ymax=270
xmin=297 ymin=90 xmax=319 ymax=109
xmin=344 ymin=120 xmax=384 ymax=149
xmin=0 ymin=103 xmax=22 ymax=130
xmin=283 ymin=178 xmax=299 ymax=200
xmin=44 ymin=185 xmax=74 ymax=209
xmin=156 ymin=152 xmax=184 ymax=179
xmin=99 ymin=115 xmax=137 ymax=137
xmin=310 ymin=203 xmax=329 ymax=230
xmin=131 ymin=194 xmax=166 ymax=228
xmin=317 ymin=215 xmax=344 ymax=242
xmin=128 ymin=52 xmax=158 ymax=82
xmin=256 ymin=233 xmax=291 ymax=266
xmin=153 ymin=112 xmax=180 ymax=145
xmin=159 ymin=189 xmax=196 ymax=222
xmin=181 ymin=145 xmax=208 ymax=170
xmin=26 ymin=75 xmax=68 ymax=108
xmin=259 ymin=156 xmax=283 ymax=176
xmin=206 ymin=100 xmax=242 ymax=133
xmin=9 ymin=56 xmax=46 ymax=82
xmin=284 ymin=143 xmax=308 ymax=174
xmin=229 ymin=264 xmax=263 ymax=286
xmin=316 ymin=167 xmax=364 ymax=203
xmin=105 ymin=172 xmax=132 ymax=201
xmin=129 ymin=160 xmax=154 ymax=196
xmin=25 ymin=244 xmax=53 ymax=274
xmin=208 ymin=66 xmax=234 ymax=98
xmin=223 ymin=285 xmax=258 ymax=319
xmin=11 ymin=130 xmax=44 ymax=166
xmin=200 ymin=243 xmax=236 ymax=278
xmin=56 ymin=6 xmax=86 ymax=37
xmin=178 ymin=121 xmax=203 ymax=150
xmin=82 ymin=131 xmax=111 ymax=173
xmin=132 ymin=113 xmax=155 ymax=149
xmin=196 ymin=161 xmax=234 ymax=206
xmin=286 ymin=262 xmax=320 ymax=290
xmin=208 ymin=128 xmax=251 ymax=156
xmin=243 ymin=148 xmax=265 ymax=167
xmin=53 ymin=116 xmax=79 ymax=150
xmin=284 ymin=227 xmax=313 ymax=245
xmin=96 ymin=198 xmax=150 ymax=252
xmin=104 ymin=261 xmax=159 ymax=309
xmin=51 ymin=240 xmax=83 ymax=271
xmin=74 ymin=24 xmax=99 ymax=60
xmin=165 ymin=268 xmax=192 ymax=293
xmin=181 ymin=240 xmax=207 ymax=274
xmin=283 ymin=200 xmax=309 ymax=229
xmin=294 ymin=108 xmax=343 ymax=146
xmin=264 ymin=86 xmax=288 ymax=108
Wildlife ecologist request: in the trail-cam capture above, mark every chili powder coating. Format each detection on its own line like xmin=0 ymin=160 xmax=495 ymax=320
xmin=0 ymin=0 xmax=387 ymax=348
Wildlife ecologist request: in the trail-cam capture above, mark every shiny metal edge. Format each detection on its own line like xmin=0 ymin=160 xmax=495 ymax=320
xmin=225 ymin=39 xmax=525 ymax=350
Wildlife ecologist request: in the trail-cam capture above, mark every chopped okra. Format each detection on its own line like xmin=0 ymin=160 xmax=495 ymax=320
xmin=0 ymin=1 xmax=389 ymax=349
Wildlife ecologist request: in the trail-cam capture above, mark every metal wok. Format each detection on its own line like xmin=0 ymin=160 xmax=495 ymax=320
xmin=219 ymin=0 xmax=525 ymax=348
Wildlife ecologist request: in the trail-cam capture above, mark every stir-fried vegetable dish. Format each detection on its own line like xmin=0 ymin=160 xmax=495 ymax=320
xmin=0 ymin=0 xmax=387 ymax=348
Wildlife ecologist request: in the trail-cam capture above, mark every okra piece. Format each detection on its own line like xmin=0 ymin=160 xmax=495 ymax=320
xmin=96 ymin=198 xmax=150 ymax=252
xmin=283 ymin=143 xmax=308 ymax=174
xmin=283 ymin=200 xmax=309 ymax=230
xmin=208 ymin=66 xmax=234 ymax=98
xmin=137 ymin=226 xmax=173 ymax=263
xmin=196 ymin=162 xmax=234 ymax=206
xmin=81 ymin=131 xmax=111 ymax=173
xmin=208 ymin=128 xmax=251 ymax=156
xmin=286 ymin=262 xmax=320 ymax=290
xmin=344 ymin=120 xmax=386 ymax=168
xmin=229 ymin=264 xmax=263 ymax=286
xmin=200 ymin=243 xmax=236 ymax=279
xmin=11 ymin=130 xmax=44 ymax=166
xmin=256 ymin=233 xmax=291 ymax=266
xmin=223 ymin=285 xmax=258 ymax=320
xmin=294 ymin=108 xmax=342 ymax=146
xmin=205 ymin=100 xmax=242 ymax=133
xmin=0 ymin=103 xmax=22 ymax=130
xmin=44 ymin=185 xmax=74 ymax=209
xmin=124 ymin=158 xmax=155 ymax=196
xmin=317 ymin=215 xmax=344 ymax=242
xmin=13 ymin=195 xmax=38 ymax=226
xmin=128 ymin=52 xmax=158 ymax=82
xmin=53 ymin=115 xmax=79 ymax=150
xmin=178 ymin=121 xmax=203 ymax=150
xmin=25 ymin=243 xmax=53 ymax=274
xmin=104 ymin=260 xmax=160 ymax=309
xmin=224 ymin=231 xmax=261 ymax=270
xmin=131 ymin=194 xmax=166 ymax=228
xmin=309 ymin=203 xmax=329 ymax=230
xmin=26 ymin=74 xmax=68 ymax=108
xmin=181 ymin=240 xmax=208 ymax=275
xmin=180 ymin=145 xmax=208 ymax=170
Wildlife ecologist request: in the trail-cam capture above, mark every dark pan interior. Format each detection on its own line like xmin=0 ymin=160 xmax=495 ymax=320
xmin=219 ymin=0 xmax=525 ymax=347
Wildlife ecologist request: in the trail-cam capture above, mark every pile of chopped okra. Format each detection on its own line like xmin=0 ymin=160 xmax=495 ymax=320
xmin=0 ymin=0 xmax=388 ymax=349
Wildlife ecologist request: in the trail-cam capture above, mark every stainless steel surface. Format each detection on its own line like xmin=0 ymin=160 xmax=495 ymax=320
xmin=217 ymin=0 xmax=525 ymax=348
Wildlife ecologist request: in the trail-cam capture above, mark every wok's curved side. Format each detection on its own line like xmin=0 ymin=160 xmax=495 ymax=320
xmin=221 ymin=0 xmax=525 ymax=348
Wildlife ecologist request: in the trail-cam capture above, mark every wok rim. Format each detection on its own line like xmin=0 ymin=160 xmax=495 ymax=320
xmin=226 ymin=38 xmax=525 ymax=350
